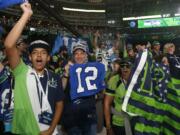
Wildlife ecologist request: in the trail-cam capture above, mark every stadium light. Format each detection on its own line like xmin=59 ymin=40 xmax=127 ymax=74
xmin=175 ymin=13 xmax=180 ymax=16
xmin=62 ymin=7 xmax=105 ymax=13
xmin=123 ymin=15 xmax=162 ymax=21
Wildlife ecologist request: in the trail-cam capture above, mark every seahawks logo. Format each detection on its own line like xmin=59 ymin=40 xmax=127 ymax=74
xmin=48 ymin=78 xmax=58 ymax=88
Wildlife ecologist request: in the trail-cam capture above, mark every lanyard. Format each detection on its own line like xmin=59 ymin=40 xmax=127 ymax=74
xmin=33 ymin=69 xmax=49 ymax=113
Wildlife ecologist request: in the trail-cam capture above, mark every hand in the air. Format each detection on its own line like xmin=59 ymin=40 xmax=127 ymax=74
xmin=20 ymin=2 xmax=33 ymax=17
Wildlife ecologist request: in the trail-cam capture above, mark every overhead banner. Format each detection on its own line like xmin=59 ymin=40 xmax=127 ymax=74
xmin=138 ymin=17 xmax=180 ymax=28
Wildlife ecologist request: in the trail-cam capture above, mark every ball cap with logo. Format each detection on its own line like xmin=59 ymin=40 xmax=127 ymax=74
xmin=72 ymin=41 xmax=88 ymax=54
xmin=28 ymin=40 xmax=50 ymax=53
xmin=152 ymin=41 xmax=160 ymax=46
xmin=120 ymin=57 xmax=132 ymax=66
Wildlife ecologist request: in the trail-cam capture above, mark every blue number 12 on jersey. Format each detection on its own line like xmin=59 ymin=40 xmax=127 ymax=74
xmin=69 ymin=62 xmax=106 ymax=100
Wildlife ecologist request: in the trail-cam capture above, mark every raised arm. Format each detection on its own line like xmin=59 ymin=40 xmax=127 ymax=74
xmin=62 ymin=60 xmax=73 ymax=90
xmin=4 ymin=2 xmax=33 ymax=69
xmin=93 ymin=30 xmax=100 ymax=49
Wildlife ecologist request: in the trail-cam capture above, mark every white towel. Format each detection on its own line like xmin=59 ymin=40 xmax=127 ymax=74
xmin=26 ymin=68 xmax=58 ymax=135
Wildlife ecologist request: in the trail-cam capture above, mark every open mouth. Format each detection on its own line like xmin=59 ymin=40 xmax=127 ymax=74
xmin=36 ymin=59 xmax=43 ymax=64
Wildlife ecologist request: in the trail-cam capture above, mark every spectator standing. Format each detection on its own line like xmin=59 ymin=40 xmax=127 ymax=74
xmin=4 ymin=2 xmax=64 ymax=135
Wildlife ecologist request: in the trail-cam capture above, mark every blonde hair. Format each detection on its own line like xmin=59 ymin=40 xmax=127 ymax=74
xmin=163 ymin=43 xmax=175 ymax=54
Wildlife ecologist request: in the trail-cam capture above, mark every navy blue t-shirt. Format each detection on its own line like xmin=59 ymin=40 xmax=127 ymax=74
xmin=38 ymin=70 xmax=64 ymax=114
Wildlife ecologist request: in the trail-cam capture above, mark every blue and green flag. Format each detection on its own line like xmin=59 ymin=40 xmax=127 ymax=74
xmin=122 ymin=49 xmax=180 ymax=135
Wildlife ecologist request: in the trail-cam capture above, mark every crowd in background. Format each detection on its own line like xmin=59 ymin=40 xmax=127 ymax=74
xmin=1 ymin=25 xmax=179 ymax=134
xmin=0 ymin=2 xmax=180 ymax=135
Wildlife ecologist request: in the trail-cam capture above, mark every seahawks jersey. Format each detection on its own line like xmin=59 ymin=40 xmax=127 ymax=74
xmin=69 ymin=62 xmax=106 ymax=100
xmin=0 ymin=67 xmax=14 ymax=133
xmin=0 ymin=67 xmax=11 ymax=117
